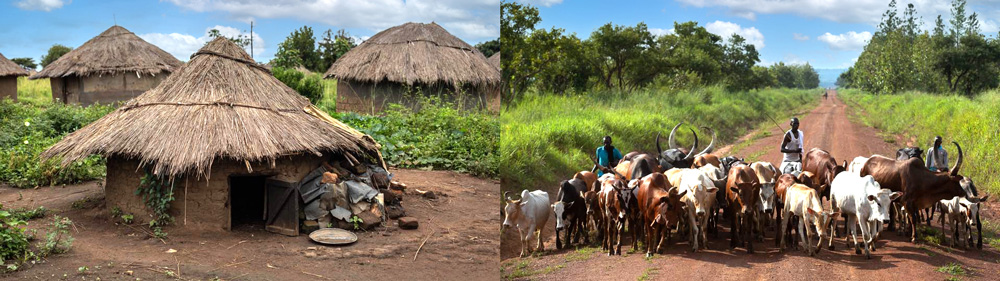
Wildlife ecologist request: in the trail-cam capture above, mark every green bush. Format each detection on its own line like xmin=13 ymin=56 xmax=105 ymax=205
xmin=0 ymin=207 xmax=30 ymax=266
xmin=840 ymin=89 xmax=1000 ymax=194
xmin=0 ymin=100 xmax=112 ymax=188
xmin=335 ymin=97 xmax=499 ymax=178
xmin=501 ymin=86 xmax=820 ymax=193
xmin=272 ymin=67 xmax=324 ymax=104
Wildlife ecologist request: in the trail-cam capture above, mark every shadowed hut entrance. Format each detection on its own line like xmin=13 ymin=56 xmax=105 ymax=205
xmin=229 ymin=175 xmax=269 ymax=228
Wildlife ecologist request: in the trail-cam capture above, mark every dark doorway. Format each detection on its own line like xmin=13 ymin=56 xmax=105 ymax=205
xmin=229 ymin=175 xmax=269 ymax=228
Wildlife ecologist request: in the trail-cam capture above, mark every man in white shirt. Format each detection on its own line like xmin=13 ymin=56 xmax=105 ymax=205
xmin=779 ymin=117 xmax=804 ymax=175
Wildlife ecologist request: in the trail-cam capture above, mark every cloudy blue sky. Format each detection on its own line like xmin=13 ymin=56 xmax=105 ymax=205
xmin=0 ymin=0 xmax=499 ymax=66
xmin=518 ymin=0 xmax=1000 ymax=70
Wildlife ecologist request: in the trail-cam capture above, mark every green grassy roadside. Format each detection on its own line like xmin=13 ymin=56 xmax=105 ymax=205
xmin=501 ymin=86 xmax=821 ymax=194
xmin=839 ymin=89 xmax=1000 ymax=195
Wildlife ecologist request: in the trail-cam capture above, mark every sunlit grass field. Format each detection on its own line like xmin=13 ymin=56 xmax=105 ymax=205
xmin=16 ymin=76 xmax=51 ymax=105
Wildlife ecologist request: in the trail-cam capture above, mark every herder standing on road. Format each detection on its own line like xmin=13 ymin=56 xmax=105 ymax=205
xmin=592 ymin=136 xmax=623 ymax=177
xmin=779 ymin=117 xmax=804 ymax=175
xmin=926 ymin=136 xmax=949 ymax=173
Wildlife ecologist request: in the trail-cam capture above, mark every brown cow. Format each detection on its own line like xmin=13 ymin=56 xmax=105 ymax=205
xmin=803 ymin=148 xmax=846 ymax=200
xmin=584 ymin=190 xmax=603 ymax=242
xmin=797 ymin=171 xmax=817 ymax=189
xmin=574 ymin=171 xmax=599 ymax=193
xmin=597 ymin=176 xmax=629 ymax=255
xmin=860 ymin=142 xmax=982 ymax=243
xmin=693 ymin=154 xmax=722 ymax=169
xmin=726 ymin=164 xmax=761 ymax=253
xmin=637 ymin=173 xmax=687 ymax=257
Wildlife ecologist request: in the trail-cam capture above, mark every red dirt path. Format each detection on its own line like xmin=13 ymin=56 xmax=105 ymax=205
xmin=500 ymin=90 xmax=1000 ymax=280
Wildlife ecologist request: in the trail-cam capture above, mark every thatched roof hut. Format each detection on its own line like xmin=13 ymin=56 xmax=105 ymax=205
xmin=30 ymin=25 xmax=182 ymax=105
xmin=488 ymin=53 xmax=500 ymax=71
xmin=42 ymin=38 xmax=384 ymax=233
xmin=323 ymin=22 xmax=500 ymax=113
xmin=0 ymin=52 xmax=28 ymax=101
xmin=0 ymin=52 xmax=28 ymax=77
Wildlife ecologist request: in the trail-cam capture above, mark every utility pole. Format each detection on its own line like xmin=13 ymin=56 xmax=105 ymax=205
xmin=250 ymin=21 xmax=254 ymax=60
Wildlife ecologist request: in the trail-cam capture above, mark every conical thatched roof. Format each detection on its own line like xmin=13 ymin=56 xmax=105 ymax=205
xmin=42 ymin=38 xmax=382 ymax=178
xmin=0 ymin=52 xmax=29 ymax=77
xmin=323 ymin=22 xmax=499 ymax=87
xmin=30 ymin=25 xmax=182 ymax=79
xmin=488 ymin=53 xmax=500 ymax=71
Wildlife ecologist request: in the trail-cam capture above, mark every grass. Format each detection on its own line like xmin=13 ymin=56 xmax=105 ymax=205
xmin=638 ymin=267 xmax=657 ymax=281
xmin=936 ymin=262 xmax=967 ymax=276
xmin=565 ymin=246 xmax=598 ymax=262
xmin=16 ymin=77 xmax=51 ymax=105
xmin=501 ymin=260 xmax=564 ymax=280
xmin=840 ymin=89 xmax=1000 ymax=195
xmin=501 ymin=86 xmax=820 ymax=194
xmin=317 ymin=79 xmax=337 ymax=113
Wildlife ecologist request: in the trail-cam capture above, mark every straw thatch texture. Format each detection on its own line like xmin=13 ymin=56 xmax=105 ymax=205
xmin=0 ymin=53 xmax=28 ymax=77
xmin=30 ymin=25 xmax=181 ymax=79
xmin=42 ymin=38 xmax=381 ymax=178
xmin=488 ymin=53 xmax=500 ymax=71
xmin=323 ymin=22 xmax=499 ymax=87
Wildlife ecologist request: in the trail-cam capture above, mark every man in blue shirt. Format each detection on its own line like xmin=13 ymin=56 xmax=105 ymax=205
xmin=593 ymin=136 xmax=623 ymax=176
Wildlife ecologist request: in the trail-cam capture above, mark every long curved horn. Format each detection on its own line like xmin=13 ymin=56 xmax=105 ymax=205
xmin=504 ymin=191 xmax=512 ymax=201
xmin=951 ymin=142 xmax=963 ymax=176
xmin=656 ymin=132 xmax=664 ymax=157
xmin=684 ymin=128 xmax=699 ymax=160
xmin=698 ymin=127 xmax=716 ymax=156
xmin=668 ymin=122 xmax=682 ymax=149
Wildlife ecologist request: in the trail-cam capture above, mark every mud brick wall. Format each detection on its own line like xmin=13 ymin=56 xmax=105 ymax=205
xmin=335 ymin=80 xmax=498 ymax=114
xmin=76 ymin=74 xmax=165 ymax=105
xmin=105 ymin=154 xmax=326 ymax=231
xmin=0 ymin=76 xmax=16 ymax=101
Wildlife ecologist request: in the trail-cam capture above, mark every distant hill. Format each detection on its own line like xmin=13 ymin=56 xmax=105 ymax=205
xmin=816 ymin=68 xmax=845 ymax=88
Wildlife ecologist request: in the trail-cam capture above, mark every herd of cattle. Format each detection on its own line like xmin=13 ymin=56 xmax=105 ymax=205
xmin=501 ymin=123 xmax=987 ymax=260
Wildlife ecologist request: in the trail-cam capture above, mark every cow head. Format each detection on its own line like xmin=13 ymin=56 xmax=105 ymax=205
xmin=552 ymin=201 xmax=574 ymax=230
xmin=584 ymin=191 xmax=599 ymax=216
xmin=867 ymin=188 xmax=902 ymax=223
xmin=653 ymin=186 xmax=688 ymax=229
xmin=687 ymin=173 xmax=720 ymax=218
xmin=657 ymin=122 xmax=699 ymax=170
xmin=807 ymin=207 xmax=838 ymax=241
xmin=758 ymin=182 xmax=776 ymax=214
xmin=618 ymin=179 xmax=639 ymax=215
xmin=960 ymin=195 xmax=989 ymax=226
xmin=941 ymin=142 xmax=979 ymax=202
xmin=502 ymin=191 xmax=523 ymax=234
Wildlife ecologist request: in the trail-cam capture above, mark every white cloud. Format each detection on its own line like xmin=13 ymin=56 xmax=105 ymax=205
xmin=676 ymin=0 xmax=953 ymax=25
xmin=516 ymin=0 xmax=562 ymax=7
xmin=15 ymin=0 xmax=68 ymax=11
xmin=165 ymin=0 xmax=500 ymax=42
xmin=793 ymin=33 xmax=810 ymax=41
xmin=783 ymin=54 xmax=806 ymax=65
xmin=705 ymin=21 xmax=765 ymax=49
xmin=140 ymin=26 xmax=264 ymax=61
xmin=817 ymin=31 xmax=872 ymax=51
xmin=649 ymin=28 xmax=675 ymax=37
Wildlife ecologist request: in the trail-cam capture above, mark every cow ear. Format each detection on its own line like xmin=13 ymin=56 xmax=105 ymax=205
xmin=889 ymin=192 xmax=903 ymax=201
xmin=807 ymin=208 xmax=818 ymax=215
xmin=867 ymin=195 xmax=877 ymax=201
xmin=706 ymin=187 xmax=719 ymax=193
xmin=730 ymin=187 xmax=740 ymax=194
xmin=981 ymin=195 xmax=990 ymax=202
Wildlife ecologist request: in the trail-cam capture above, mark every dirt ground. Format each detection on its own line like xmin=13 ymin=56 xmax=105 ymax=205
xmin=500 ymin=90 xmax=1000 ymax=280
xmin=0 ymin=168 xmax=501 ymax=281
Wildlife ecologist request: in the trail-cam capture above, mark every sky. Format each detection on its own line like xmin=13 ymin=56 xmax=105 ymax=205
xmin=0 ymin=0 xmax=499 ymax=66
xmin=517 ymin=0 xmax=1000 ymax=71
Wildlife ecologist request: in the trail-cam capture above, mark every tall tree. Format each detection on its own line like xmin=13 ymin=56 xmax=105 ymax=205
xmin=10 ymin=57 xmax=37 ymax=70
xmin=721 ymin=34 xmax=760 ymax=91
xmin=271 ymin=26 xmax=321 ymax=72
xmin=475 ymin=38 xmax=500 ymax=57
xmin=585 ymin=22 xmax=658 ymax=92
xmin=206 ymin=28 xmax=251 ymax=49
xmin=40 ymin=44 xmax=72 ymax=68
xmin=317 ymin=29 xmax=356 ymax=72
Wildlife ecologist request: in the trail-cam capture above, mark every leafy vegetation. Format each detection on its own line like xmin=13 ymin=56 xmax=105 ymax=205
xmin=937 ymin=262 xmax=967 ymax=276
xmin=501 ymin=2 xmax=819 ymax=104
xmin=10 ymin=58 xmax=36 ymax=70
xmin=40 ymin=44 xmax=72 ymax=68
xmin=16 ymin=77 xmax=52 ymax=105
xmin=0 ymin=205 xmax=74 ymax=273
xmin=272 ymin=67 xmax=325 ymax=104
xmin=335 ymin=97 xmax=499 ymax=178
xmin=5 ymin=206 xmax=47 ymax=221
xmin=135 ymin=170 xmax=175 ymax=237
xmin=0 ymin=99 xmax=113 ymax=188
xmin=842 ymin=0 xmax=1000 ymax=96
xmin=271 ymin=26 xmax=357 ymax=72
xmin=502 ymin=86 xmax=818 ymax=193
xmin=840 ymin=89 xmax=1000 ymax=194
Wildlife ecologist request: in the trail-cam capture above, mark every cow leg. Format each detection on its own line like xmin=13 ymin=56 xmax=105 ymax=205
xmin=730 ymin=213 xmax=739 ymax=249
xmin=888 ymin=203 xmax=897 ymax=232
xmin=860 ymin=218 xmax=871 ymax=259
xmin=909 ymin=206 xmax=919 ymax=243
xmin=555 ymin=226 xmax=563 ymax=250
xmin=699 ymin=214 xmax=709 ymax=250
xmin=631 ymin=216 xmax=641 ymax=251
xmin=747 ymin=214 xmax=755 ymax=254
xmin=518 ymin=228 xmax=527 ymax=258
xmin=533 ymin=226 xmax=545 ymax=254
xmin=689 ymin=211 xmax=700 ymax=252
xmin=616 ymin=220 xmax=625 ymax=255
xmin=645 ymin=222 xmax=655 ymax=257
xmin=977 ymin=213 xmax=984 ymax=249
xmin=798 ymin=217 xmax=810 ymax=255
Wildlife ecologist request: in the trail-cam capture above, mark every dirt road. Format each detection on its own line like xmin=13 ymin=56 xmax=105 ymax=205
xmin=500 ymin=90 xmax=1000 ymax=280
xmin=0 ymin=168 xmax=500 ymax=280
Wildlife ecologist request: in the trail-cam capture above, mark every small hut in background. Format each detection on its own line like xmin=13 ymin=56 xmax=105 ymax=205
xmin=0 ymin=52 xmax=29 ymax=101
xmin=324 ymin=22 xmax=500 ymax=114
xmin=30 ymin=25 xmax=182 ymax=105
xmin=488 ymin=53 xmax=500 ymax=71
xmin=43 ymin=38 xmax=386 ymax=235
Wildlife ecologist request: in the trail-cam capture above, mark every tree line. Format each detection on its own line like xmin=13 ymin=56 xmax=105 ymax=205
xmin=839 ymin=0 xmax=999 ymax=96
xmin=501 ymin=1 xmax=820 ymax=103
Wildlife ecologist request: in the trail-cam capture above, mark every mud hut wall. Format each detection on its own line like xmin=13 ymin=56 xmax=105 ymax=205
xmin=335 ymin=79 xmax=496 ymax=114
xmin=106 ymin=155 xmax=326 ymax=231
xmin=77 ymin=74 xmax=165 ymax=105
xmin=50 ymin=77 xmax=83 ymax=104
xmin=0 ymin=76 xmax=16 ymax=101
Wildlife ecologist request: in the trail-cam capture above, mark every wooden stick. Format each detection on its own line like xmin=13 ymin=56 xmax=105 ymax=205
xmin=184 ymin=177 xmax=188 ymax=226
xmin=413 ymin=230 xmax=436 ymax=261
xmin=208 ymin=258 xmax=253 ymax=272
xmin=301 ymin=271 xmax=332 ymax=280
xmin=125 ymin=224 xmax=166 ymax=244
xmin=226 ymin=240 xmax=248 ymax=250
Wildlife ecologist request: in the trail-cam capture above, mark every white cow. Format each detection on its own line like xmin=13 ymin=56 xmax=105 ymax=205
xmin=828 ymin=172 xmax=901 ymax=259
xmin=502 ymin=190 xmax=551 ymax=257
xmin=780 ymin=183 xmax=837 ymax=256
xmin=750 ymin=162 xmax=779 ymax=240
xmin=848 ymin=156 xmax=869 ymax=176
xmin=938 ymin=195 xmax=988 ymax=248
xmin=668 ymin=168 xmax=719 ymax=251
